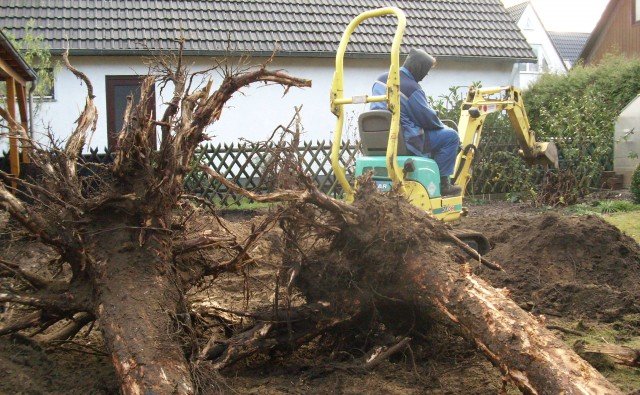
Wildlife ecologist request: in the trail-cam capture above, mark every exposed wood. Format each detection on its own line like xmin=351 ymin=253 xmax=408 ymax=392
xmin=364 ymin=337 xmax=411 ymax=370
xmin=0 ymin=56 xmax=27 ymax=86
xmin=91 ymin=223 xmax=195 ymax=395
xmin=404 ymin=260 xmax=621 ymax=394
xmin=39 ymin=312 xmax=94 ymax=343
xmin=16 ymin=82 xmax=30 ymax=163
xmin=584 ymin=344 xmax=640 ymax=367
xmin=62 ymin=50 xmax=98 ymax=166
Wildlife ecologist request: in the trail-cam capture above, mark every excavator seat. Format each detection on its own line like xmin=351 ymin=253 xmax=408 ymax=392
xmin=358 ymin=110 xmax=410 ymax=156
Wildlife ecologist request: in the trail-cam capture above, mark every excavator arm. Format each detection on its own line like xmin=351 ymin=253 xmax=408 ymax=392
xmin=453 ymin=86 xmax=559 ymax=194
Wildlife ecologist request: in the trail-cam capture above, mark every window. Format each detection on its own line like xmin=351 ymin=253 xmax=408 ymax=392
xmin=635 ymin=0 xmax=640 ymax=23
xmin=33 ymin=68 xmax=55 ymax=100
xmin=523 ymin=16 xmax=534 ymax=30
xmin=105 ymin=75 xmax=156 ymax=150
xmin=518 ymin=45 xmax=547 ymax=73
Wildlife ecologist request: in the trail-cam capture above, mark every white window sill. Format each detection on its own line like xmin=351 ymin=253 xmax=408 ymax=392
xmin=33 ymin=97 xmax=56 ymax=102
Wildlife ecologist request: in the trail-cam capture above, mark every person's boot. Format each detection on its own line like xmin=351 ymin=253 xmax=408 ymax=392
xmin=440 ymin=176 xmax=462 ymax=196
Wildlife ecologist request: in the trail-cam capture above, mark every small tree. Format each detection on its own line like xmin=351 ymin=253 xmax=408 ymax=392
xmin=1 ymin=20 xmax=57 ymax=150
xmin=2 ymin=20 xmax=57 ymax=104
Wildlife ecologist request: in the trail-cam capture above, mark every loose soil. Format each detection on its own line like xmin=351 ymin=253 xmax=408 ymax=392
xmin=461 ymin=204 xmax=640 ymax=320
xmin=1 ymin=202 xmax=639 ymax=394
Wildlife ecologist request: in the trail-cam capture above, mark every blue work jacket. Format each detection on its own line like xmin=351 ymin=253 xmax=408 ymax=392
xmin=370 ymin=67 xmax=446 ymax=156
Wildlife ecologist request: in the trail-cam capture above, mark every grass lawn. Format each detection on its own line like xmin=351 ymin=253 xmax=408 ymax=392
xmin=603 ymin=211 xmax=640 ymax=243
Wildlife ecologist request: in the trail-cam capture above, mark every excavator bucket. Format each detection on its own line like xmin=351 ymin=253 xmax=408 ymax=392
xmin=520 ymin=141 xmax=559 ymax=169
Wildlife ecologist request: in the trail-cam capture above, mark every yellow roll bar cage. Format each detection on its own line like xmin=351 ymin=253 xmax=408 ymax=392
xmin=330 ymin=7 xmax=407 ymax=201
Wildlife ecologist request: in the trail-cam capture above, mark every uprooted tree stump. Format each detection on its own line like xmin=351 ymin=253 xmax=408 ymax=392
xmin=293 ymin=190 xmax=622 ymax=394
xmin=202 ymin=167 xmax=623 ymax=394
xmin=0 ymin=46 xmax=310 ymax=394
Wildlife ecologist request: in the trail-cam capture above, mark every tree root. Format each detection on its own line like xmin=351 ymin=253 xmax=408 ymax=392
xmin=364 ymin=336 xmax=411 ymax=370
xmin=0 ymin=310 xmax=41 ymax=336
xmin=38 ymin=312 xmax=94 ymax=343
xmin=200 ymin=303 xmax=353 ymax=370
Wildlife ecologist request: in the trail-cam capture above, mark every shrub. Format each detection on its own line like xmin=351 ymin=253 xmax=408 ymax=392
xmin=631 ymin=163 xmax=640 ymax=203
xmin=427 ymin=57 xmax=640 ymax=203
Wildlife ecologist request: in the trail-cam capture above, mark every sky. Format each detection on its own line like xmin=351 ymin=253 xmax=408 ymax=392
xmin=501 ymin=0 xmax=609 ymax=32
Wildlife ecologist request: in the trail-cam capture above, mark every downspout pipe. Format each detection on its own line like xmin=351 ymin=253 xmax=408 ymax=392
xmin=28 ymin=78 xmax=36 ymax=138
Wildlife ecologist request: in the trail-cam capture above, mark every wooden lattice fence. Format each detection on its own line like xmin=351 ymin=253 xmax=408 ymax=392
xmin=6 ymin=134 xmax=601 ymax=205
xmin=183 ymin=140 xmax=361 ymax=205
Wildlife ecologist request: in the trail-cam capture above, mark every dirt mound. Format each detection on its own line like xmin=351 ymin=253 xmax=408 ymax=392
xmin=464 ymin=212 xmax=640 ymax=319
xmin=0 ymin=337 xmax=117 ymax=394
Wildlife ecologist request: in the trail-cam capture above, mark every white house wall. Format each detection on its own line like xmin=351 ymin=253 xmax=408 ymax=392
xmin=26 ymin=55 xmax=514 ymax=152
xmin=512 ymin=5 xmax=566 ymax=89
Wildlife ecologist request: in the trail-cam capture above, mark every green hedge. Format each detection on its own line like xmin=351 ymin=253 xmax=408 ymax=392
xmin=524 ymin=55 xmax=640 ymax=187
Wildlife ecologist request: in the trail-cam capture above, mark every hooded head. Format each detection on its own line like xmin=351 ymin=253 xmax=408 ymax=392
xmin=402 ymin=48 xmax=436 ymax=82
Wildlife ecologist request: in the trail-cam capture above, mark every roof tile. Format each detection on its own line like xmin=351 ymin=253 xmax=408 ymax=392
xmin=1 ymin=0 xmax=534 ymax=60
xmin=548 ymin=31 xmax=590 ymax=65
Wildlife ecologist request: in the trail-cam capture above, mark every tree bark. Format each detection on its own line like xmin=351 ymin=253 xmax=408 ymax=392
xmin=88 ymin=216 xmax=194 ymax=395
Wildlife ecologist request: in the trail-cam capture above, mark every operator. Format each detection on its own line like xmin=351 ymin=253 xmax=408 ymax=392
xmin=370 ymin=48 xmax=461 ymax=196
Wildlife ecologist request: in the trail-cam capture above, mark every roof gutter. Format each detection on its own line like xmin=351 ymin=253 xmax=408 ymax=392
xmin=52 ymin=48 xmax=536 ymax=63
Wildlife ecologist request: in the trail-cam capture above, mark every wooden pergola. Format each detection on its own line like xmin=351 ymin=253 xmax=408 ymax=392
xmin=0 ymin=30 xmax=36 ymax=185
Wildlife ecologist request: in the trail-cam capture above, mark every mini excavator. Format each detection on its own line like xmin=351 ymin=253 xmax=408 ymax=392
xmin=329 ymin=7 xmax=559 ymax=252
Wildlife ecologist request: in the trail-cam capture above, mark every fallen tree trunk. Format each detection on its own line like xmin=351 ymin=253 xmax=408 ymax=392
xmin=88 ymin=217 xmax=194 ymax=394
xmin=400 ymin=256 xmax=620 ymax=394
xmin=293 ymin=192 xmax=622 ymax=394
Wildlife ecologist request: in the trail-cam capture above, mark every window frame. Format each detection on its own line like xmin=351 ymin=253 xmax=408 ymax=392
xmin=32 ymin=67 xmax=55 ymax=101
xmin=519 ymin=44 xmax=547 ymax=73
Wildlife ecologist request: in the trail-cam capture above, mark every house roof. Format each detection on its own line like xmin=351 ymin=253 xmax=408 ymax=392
xmin=548 ymin=31 xmax=590 ymax=65
xmin=0 ymin=29 xmax=37 ymax=83
xmin=506 ymin=1 xmax=529 ymax=23
xmin=579 ymin=0 xmax=617 ymax=62
xmin=0 ymin=0 xmax=535 ymax=61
